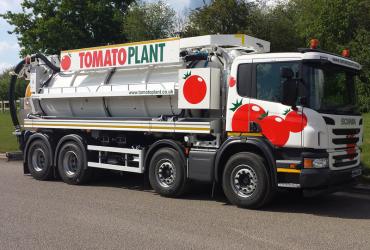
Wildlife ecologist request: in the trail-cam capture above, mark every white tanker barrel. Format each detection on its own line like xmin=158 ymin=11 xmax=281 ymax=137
xmin=36 ymin=58 xmax=223 ymax=119
xmin=106 ymin=66 xmax=182 ymax=117
xmin=40 ymin=65 xmax=181 ymax=118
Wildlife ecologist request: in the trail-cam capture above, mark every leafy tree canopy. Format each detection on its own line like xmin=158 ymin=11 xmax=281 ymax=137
xmin=1 ymin=0 xmax=134 ymax=56
xmin=123 ymin=0 xmax=176 ymax=42
xmin=183 ymin=0 xmax=257 ymax=37
xmin=290 ymin=0 xmax=370 ymax=111
xmin=0 ymin=69 xmax=27 ymax=101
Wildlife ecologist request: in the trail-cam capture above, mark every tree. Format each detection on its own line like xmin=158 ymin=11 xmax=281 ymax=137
xmin=123 ymin=1 xmax=176 ymax=42
xmin=1 ymin=0 xmax=134 ymax=56
xmin=182 ymin=0 xmax=301 ymax=52
xmin=249 ymin=2 xmax=302 ymax=52
xmin=291 ymin=0 xmax=370 ymax=111
xmin=183 ymin=0 xmax=257 ymax=37
xmin=0 ymin=69 xmax=27 ymax=101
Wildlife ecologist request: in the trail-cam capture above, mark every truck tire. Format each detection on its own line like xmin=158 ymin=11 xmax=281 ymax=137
xmin=57 ymin=141 xmax=91 ymax=185
xmin=27 ymin=139 xmax=54 ymax=180
xmin=222 ymin=152 xmax=272 ymax=208
xmin=149 ymin=147 xmax=188 ymax=197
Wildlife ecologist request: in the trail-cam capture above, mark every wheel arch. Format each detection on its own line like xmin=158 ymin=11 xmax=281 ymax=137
xmin=144 ymin=139 xmax=186 ymax=174
xmin=214 ymin=137 xmax=277 ymax=186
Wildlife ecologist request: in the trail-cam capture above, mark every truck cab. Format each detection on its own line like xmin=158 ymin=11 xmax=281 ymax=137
xmin=225 ymin=49 xmax=363 ymax=195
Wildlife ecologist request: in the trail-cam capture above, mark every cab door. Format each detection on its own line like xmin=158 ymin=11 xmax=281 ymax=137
xmin=226 ymin=58 xmax=253 ymax=133
xmin=226 ymin=57 xmax=305 ymax=148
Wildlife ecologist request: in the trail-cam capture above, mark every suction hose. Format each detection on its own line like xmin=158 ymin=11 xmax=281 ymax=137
xmin=9 ymin=53 xmax=60 ymax=129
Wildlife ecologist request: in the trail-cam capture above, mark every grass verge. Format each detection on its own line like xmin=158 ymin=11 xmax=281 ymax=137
xmin=361 ymin=113 xmax=370 ymax=170
xmin=0 ymin=112 xmax=19 ymax=152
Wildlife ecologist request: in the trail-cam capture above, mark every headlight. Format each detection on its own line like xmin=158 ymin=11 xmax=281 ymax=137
xmin=304 ymin=158 xmax=329 ymax=169
xmin=312 ymin=158 xmax=329 ymax=168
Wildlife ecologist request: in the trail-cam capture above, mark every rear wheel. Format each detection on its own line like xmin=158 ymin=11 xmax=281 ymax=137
xmin=27 ymin=139 xmax=53 ymax=180
xmin=57 ymin=141 xmax=91 ymax=185
xmin=149 ymin=147 xmax=188 ymax=197
xmin=222 ymin=152 xmax=272 ymax=208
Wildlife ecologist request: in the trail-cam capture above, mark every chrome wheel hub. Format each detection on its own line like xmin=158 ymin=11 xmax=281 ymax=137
xmin=63 ymin=151 xmax=78 ymax=177
xmin=156 ymin=159 xmax=176 ymax=188
xmin=231 ymin=165 xmax=258 ymax=198
xmin=32 ymin=148 xmax=46 ymax=172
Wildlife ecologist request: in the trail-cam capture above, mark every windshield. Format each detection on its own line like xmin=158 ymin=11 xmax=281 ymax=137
xmin=303 ymin=62 xmax=359 ymax=114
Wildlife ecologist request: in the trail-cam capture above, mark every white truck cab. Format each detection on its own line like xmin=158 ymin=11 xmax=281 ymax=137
xmin=226 ymin=49 xmax=362 ymax=193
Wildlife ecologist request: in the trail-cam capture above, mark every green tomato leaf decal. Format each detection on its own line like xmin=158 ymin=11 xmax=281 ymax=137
xmin=183 ymin=71 xmax=191 ymax=79
xmin=258 ymin=111 xmax=269 ymax=120
xmin=283 ymin=108 xmax=291 ymax=115
xmin=230 ymin=99 xmax=243 ymax=112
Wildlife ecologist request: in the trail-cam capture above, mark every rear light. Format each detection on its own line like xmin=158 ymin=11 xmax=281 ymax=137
xmin=342 ymin=49 xmax=350 ymax=57
xmin=310 ymin=39 xmax=319 ymax=49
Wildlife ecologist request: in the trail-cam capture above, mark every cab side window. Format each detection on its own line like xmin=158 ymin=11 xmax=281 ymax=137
xmin=237 ymin=63 xmax=252 ymax=97
xmin=255 ymin=62 xmax=299 ymax=102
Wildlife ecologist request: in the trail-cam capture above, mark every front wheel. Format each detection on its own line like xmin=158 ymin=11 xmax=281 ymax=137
xmin=222 ymin=152 xmax=272 ymax=208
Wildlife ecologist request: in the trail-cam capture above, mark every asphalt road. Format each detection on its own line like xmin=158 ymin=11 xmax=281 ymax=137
xmin=0 ymin=160 xmax=369 ymax=250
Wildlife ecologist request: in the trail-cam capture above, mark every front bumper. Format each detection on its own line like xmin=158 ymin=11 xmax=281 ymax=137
xmin=300 ymin=166 xmax=362 ymax=189
xmin=277 ymin=165 xmax=362 ymax=195
xmin=298 ymin=165 xmax=362 ymax=196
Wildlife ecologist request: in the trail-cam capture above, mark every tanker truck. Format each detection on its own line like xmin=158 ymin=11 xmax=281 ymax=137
xmin=8 ymin=34 xmax=363 ymax=208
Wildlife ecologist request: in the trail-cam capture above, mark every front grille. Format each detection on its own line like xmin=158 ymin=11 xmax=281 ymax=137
xmin=332 ymin=137 xmax=359 ymax=145
xmin=332 ymin=128 xmax=360 ymax=135
xmin=331 ymin=148 xmax=359 ymax=170
xmin=330 ymin=125 xmax=361 ymax=170
xmin=333 ymin=153 xmax=358 ymax=161
xmin=331 ymin=127 xmax=360 ymax=147
xmin=333 ymin=160 xmax=357 ymax=168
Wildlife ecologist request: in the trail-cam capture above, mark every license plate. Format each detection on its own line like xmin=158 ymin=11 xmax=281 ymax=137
xmin=352 ymin=169 xmax=362 ymax=177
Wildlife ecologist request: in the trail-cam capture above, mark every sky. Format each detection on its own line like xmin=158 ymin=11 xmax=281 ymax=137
xmin=0 ymin=0 xmax=209 ymax=73
xmin=0 ymin=0 xmax=22 ymax=73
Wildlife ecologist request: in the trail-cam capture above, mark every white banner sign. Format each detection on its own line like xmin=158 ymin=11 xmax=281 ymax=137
xmin=60 ymin=38 xmax=180 ymax=72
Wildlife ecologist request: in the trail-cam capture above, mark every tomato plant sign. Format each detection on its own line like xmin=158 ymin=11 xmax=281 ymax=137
xmin=60 ymin=38 xmax=181 ymax=72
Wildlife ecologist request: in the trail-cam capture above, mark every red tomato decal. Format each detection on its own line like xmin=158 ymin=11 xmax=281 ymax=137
xmin=183 ymin=74 xmax=207 ymax=104
xmin=61 ymin=55 xmax=71 ymax=71
xmin=229 ymin=76 xmax=236 ymax=87
xmin=285 ymin=110 xmax=307 ymax=132
xmin=231 ymin=104 xmax=249 ymax=132
xmin=259 ymin=116 xmax=289 ymax=147
xmin=229 ymin=101 xmax=298 ymax=147
xmin=230 ymin=101 xmax=265 ymax=132
xmin=249 ymin=104 xmax=265 ymax=121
